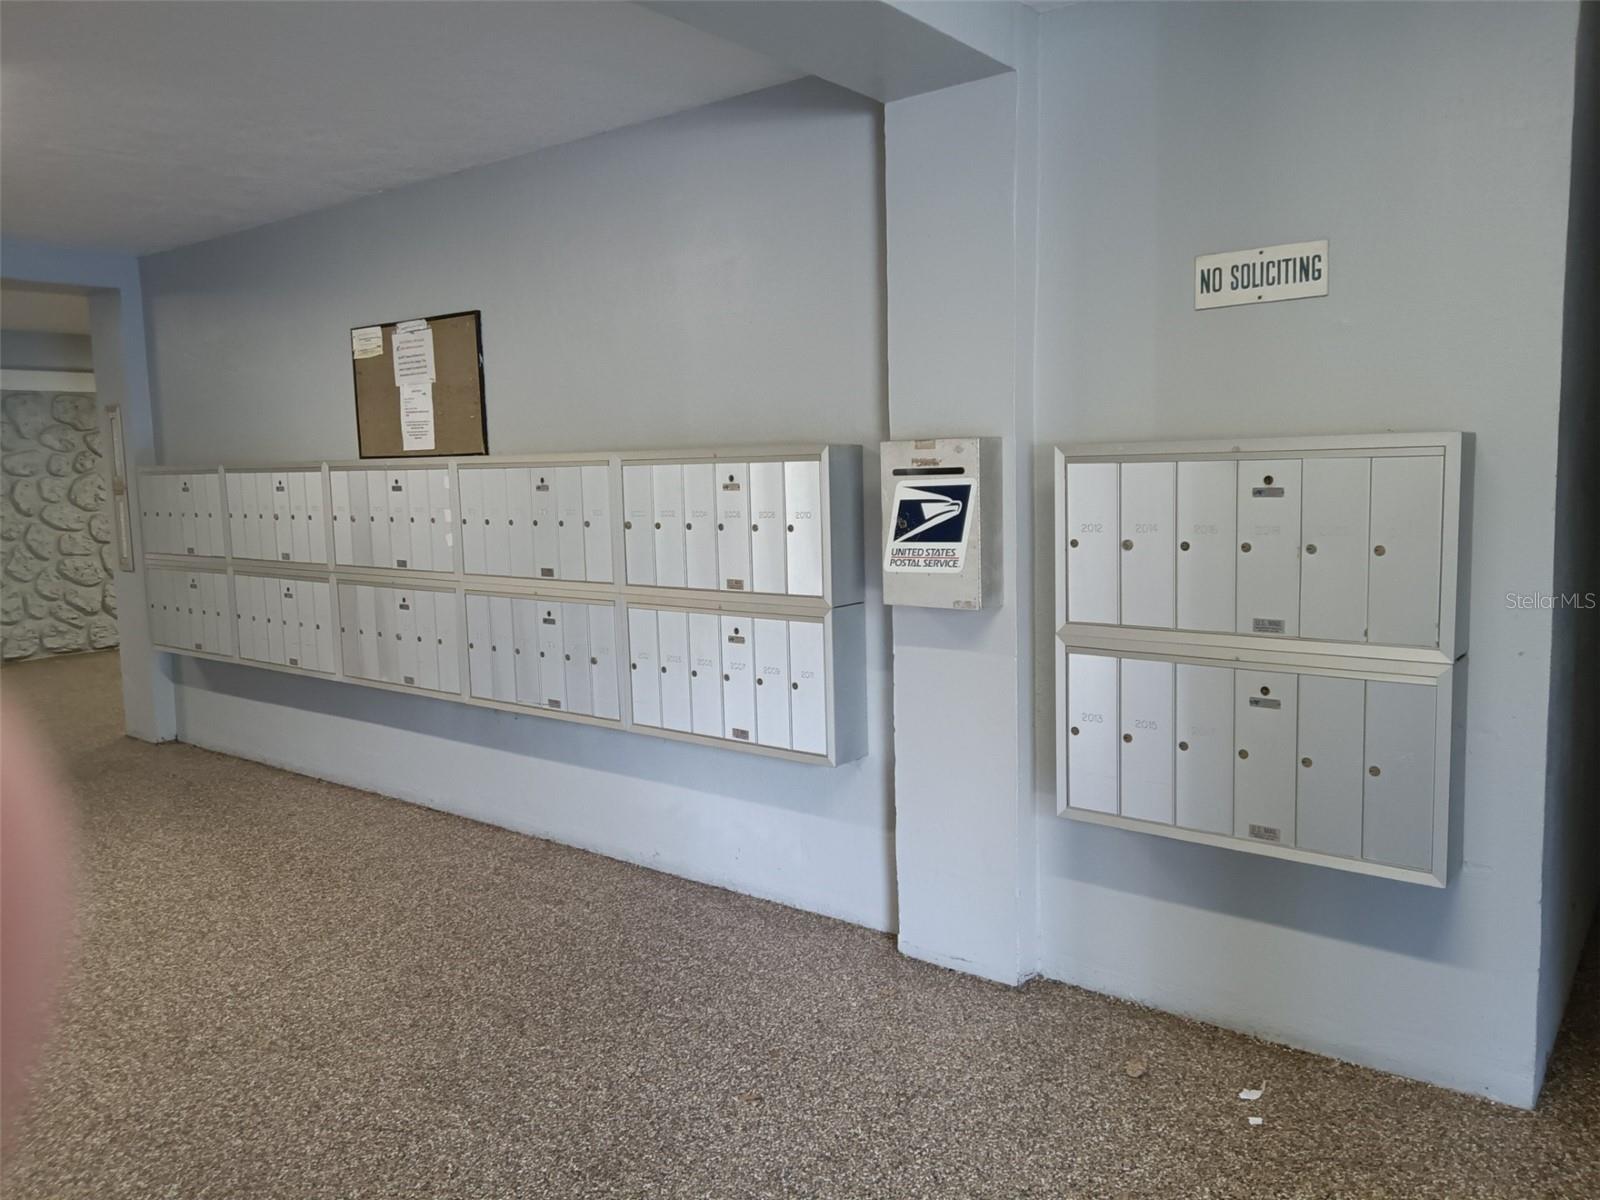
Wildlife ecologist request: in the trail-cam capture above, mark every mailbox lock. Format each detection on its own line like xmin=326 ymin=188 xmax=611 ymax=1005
xmin=791 ymin=682 xmax=799 ymax=691
xmin=751 ymin=523 xmax=760 ymax=532
xmin=1121 ymin=539 xmax=1134 ymax=551
xmin=1260 ymin=686 xmax=1270 ymax=696
xmin=1373 ymin=545 xmax=1387 ymax=557
xmin=1369 ymin=765 xmax=1382 ymax=777
xmin=1305 ymin=543 xmax=1318 ymax=555
xmin=1262 ymin=474 xmax=1275 ymax=485
xmin=684 ymin=522 xmax=691 ymax=530
xmin=1238 ymin=749 xmax=1249 ymax=759
xmin=624 ymin=520 xmax=633 ymax=529
xmin=757 ymin=677 xmax=764 ymax=686
xmin=1179 ymin=541 xmax=1191 ymax=551
xmin=717 ymin=523 xmax=726 ymax=531
xmin=630 ymin=661 xmax=637 ymax=670
xmin=584 ymin=520 xmax=591 ymax=528
xmin=787 ymin=524 xmax=795 ymax=533
xmin=1178 ymin=741 xmax=1189 ymax=752
xmin=660 ymin=665 xmax=667 ymax=674
xmin=654 ymin=522 xmax=662 ymax=530
xmin=589 ymin=656 xmax=598 ymax=665
xmin=690 ymin=669 xmax=697 ymax=677
xmin=1301 ymin=757 xmax=1313 ymax=768
xmin=1122 ymin=733 xmax=1133 ymax=743
xmin=723 ymin=673 xmax=730 ymax=682
xmin=1069 ymin=538 xmax=1079 ymax=548
xmin=1069 ymin=726 xmax=1080 ymax=736
xmin=1240 ymin=542 xmax=1253 ymax=553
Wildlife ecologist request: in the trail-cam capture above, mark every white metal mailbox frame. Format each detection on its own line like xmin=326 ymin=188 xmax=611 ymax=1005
xmin=137 ymin=444 xmax=865 ymax=765
xmin=1053 ymin=432 xmax=1471 ymax=886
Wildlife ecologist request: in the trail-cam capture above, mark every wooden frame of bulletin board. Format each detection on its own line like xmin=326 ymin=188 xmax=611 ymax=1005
xmin=349 ymin=310 xmax=487 ymax=458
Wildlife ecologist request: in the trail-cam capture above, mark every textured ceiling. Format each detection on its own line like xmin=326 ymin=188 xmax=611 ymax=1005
xmin=0 ymin=1 xmax=800 ymax=254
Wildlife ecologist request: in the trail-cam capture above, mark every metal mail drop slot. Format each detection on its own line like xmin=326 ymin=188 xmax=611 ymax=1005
xmin=880 ymin=437 xmax=995 ymax=610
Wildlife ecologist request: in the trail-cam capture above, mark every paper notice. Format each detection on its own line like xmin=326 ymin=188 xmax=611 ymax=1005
xmin=400 ymin=380 xmax=435 ymax=451
xmin=392 ymin=325 xmax=435 ymax=385
xmin=351 ymin=326 xmax=383 ymax=359
xmin=394 ymin=318 xmax=428 ymax=335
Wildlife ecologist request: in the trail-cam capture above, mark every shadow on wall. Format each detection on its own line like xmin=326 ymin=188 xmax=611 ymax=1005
xmin=175 ymin=650 xmax=885 ymax=819
xmin=1038 ymin=812 xmax=1467 ymax=962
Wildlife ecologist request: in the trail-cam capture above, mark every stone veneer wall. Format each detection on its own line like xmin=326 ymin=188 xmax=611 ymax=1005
xmin=0 ymin=390 xmax=119 ymax=661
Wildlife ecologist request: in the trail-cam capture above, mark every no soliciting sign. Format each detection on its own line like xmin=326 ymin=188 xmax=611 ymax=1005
xmin=1195 ymin=239 xmax=1328 ymax=310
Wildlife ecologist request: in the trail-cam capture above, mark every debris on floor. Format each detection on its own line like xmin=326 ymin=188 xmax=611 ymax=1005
xmin=1123 ymin=1057 xmax=1148 ymax=1079
xmin=1248 ymin=1116 xmax=1265 ymax=1127
xmin=1238 ymin=1085 xmax=1265 ymax=1101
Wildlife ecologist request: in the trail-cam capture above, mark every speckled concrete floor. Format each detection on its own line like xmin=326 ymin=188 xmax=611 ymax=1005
xmin=1 ymin=651 xmax=1596 ymax=1198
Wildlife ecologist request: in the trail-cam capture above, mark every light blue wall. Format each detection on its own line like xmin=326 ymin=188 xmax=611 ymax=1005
xmin=1539 ymin=0 xmax=1600 ymax=1089
xmin=138 ymin=79 xmax=896 ymax=931
xmin=1032 ymin=0 xmax=1582 ymax=1106
xmin=882 ymin=0 xmax=1040 ymax=985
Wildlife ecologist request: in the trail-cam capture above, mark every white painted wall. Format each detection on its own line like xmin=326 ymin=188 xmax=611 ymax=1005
xmin=139 ymin=79 xmax=895 ymax=931
xmin=1032 ymin=1 xmax=1582 ymax=1106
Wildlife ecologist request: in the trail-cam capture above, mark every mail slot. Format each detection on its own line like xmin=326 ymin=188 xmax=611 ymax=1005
xmin=880 ymin=437 xmax=996 ymax=610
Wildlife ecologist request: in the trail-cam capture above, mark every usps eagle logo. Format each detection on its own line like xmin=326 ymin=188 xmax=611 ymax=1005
xmin=884 ymin=480 xmax=975 ymax=573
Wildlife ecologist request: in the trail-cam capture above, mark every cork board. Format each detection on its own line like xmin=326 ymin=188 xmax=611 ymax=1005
xmin=349 ymin=310 xmax=486 ymax=458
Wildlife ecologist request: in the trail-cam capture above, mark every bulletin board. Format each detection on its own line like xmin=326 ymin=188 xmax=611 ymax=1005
xmin=349 ymin=310 xmax=487 ymax=458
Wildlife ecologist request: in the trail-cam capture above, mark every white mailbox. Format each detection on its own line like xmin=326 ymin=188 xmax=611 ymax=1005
xmin=140 ymin=442 xmax=864 ymax=765
xmin=1294 ymin=674 xmax=1365 ymax=858
xmin=1054 ymin=432 xmax=1469 ymax=887
xmin=1176 ymin=460 xmax=1236 ymax=633
xmin=880 ymin=437 xmax=997 ymax=610
xmin=1174 ymin=662 xmax=1233 ymax=835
